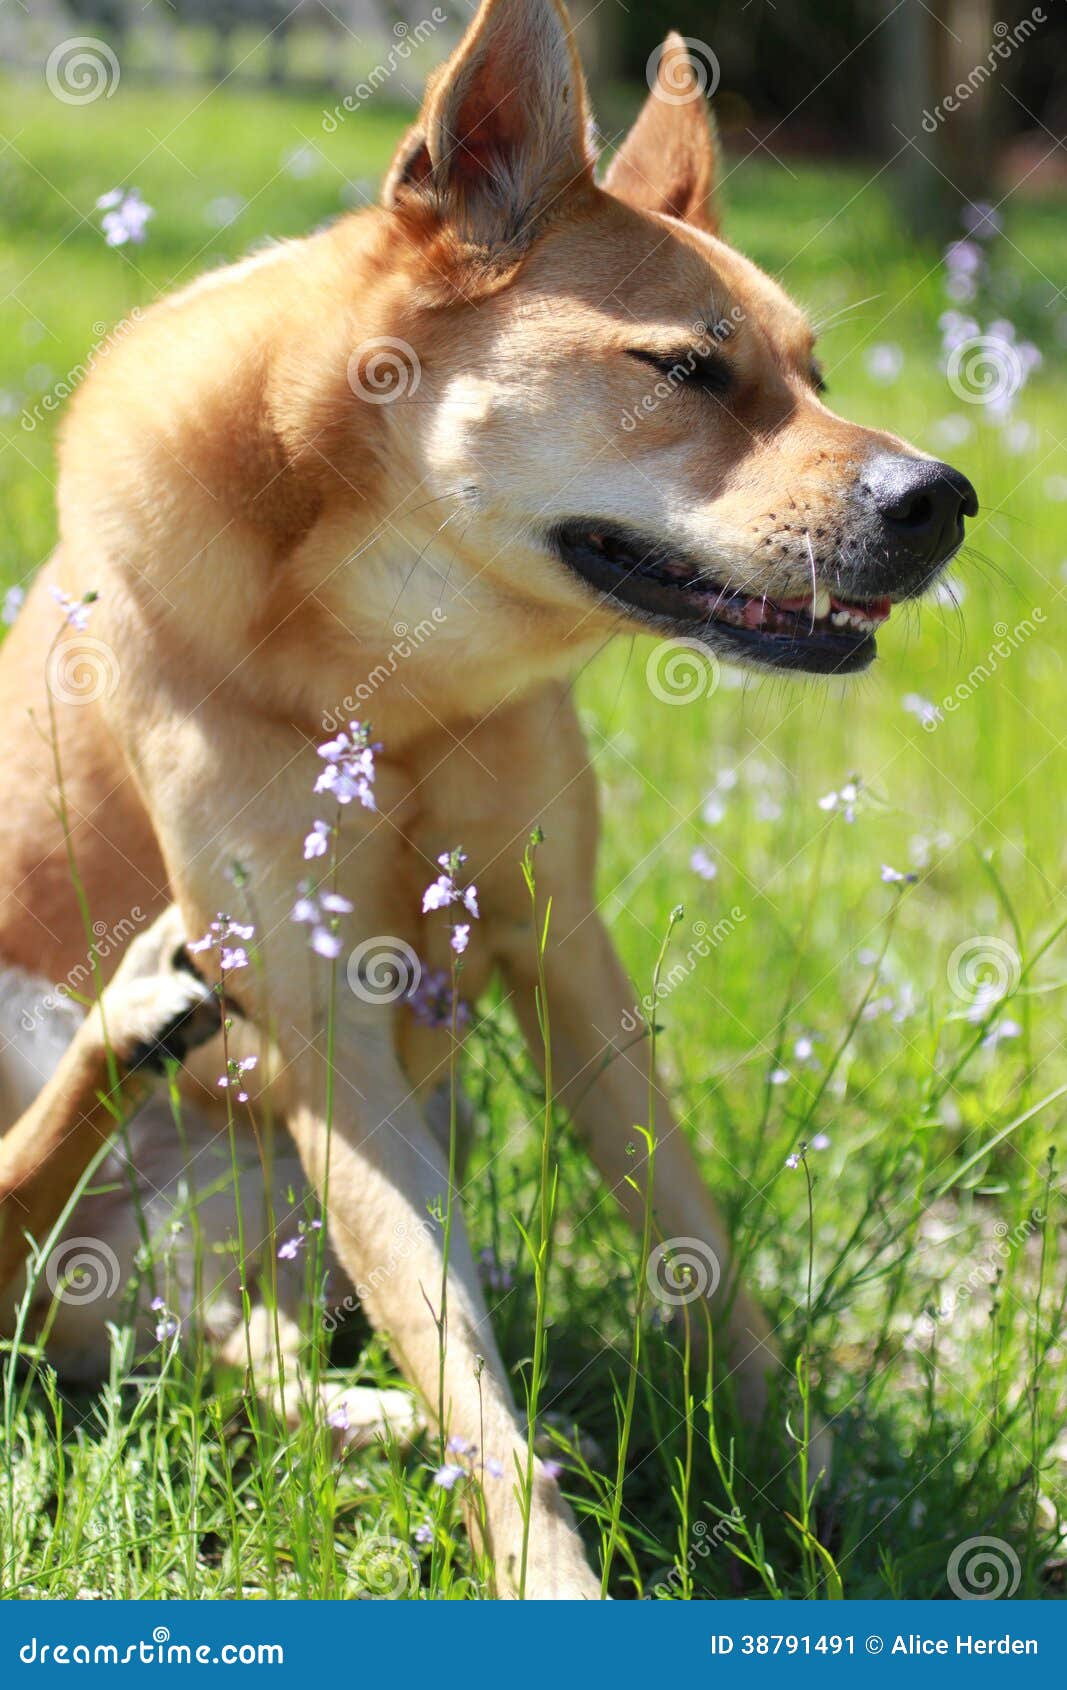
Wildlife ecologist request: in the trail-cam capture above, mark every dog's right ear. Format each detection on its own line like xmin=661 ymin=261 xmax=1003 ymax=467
xmin=383 ymin=0 xmax=593 ymax=256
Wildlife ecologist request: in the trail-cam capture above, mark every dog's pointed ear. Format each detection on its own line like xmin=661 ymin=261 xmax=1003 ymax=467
xmin=384 ymin=0 xmax=593 ymax=253
xmin=604 ymin=33 xmax=721 ymax=234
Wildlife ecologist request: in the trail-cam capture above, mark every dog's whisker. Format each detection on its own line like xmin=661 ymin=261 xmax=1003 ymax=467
xmin=809 ymin=292 xmax=885 ymax=335
xmin=389 ymin=505 xmax=468 ymax=617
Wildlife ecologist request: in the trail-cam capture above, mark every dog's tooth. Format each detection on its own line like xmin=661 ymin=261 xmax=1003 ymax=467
xmin=814 ymin=587 xmax=832 ymax=619
xmin=832 ymin=610 xmax=851 ymax=628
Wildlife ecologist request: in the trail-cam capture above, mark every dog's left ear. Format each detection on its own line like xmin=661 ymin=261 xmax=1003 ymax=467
xmin=604 ymin=33 xmax=721 ymax=234
xmin=384 ymin=0 xmax=593 ymax=254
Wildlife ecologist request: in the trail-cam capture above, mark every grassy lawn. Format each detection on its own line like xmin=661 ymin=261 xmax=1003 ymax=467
xmin=1 ymin=76 xmax=1066 ymax=1600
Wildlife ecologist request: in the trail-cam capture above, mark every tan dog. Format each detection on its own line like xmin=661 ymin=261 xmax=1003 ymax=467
xmin=0 ymin=0 xmax=975 ymax=1597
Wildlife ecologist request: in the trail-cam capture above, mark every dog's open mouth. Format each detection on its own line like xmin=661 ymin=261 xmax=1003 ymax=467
xmin=550 ymin=519 xmax=892 ymax=675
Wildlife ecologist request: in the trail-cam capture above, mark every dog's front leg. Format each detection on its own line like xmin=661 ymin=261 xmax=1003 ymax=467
xmin=0 ymin=907 xmax=218 ymax=1295
xmin=101 ymin=701 xmax=599 ymax=1596
xmin=505 ymin=911 xmax=784 ymax=1434
xmin=282 ymin=1017 xmax=600 ymax=1599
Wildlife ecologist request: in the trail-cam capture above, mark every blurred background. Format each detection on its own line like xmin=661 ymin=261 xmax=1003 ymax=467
xmin=2 ymin=1 xmax=1065 ymax=230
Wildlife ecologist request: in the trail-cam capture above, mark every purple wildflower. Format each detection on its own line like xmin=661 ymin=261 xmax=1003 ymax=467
xmin=97 ymin=188 xmax=154 ymax=248
xmin=810 ymin=1133 xmax=831 ymax=1152
xmin=49 ymin=584 xmax=95 ymax=631
xmin=291 ymin=883 xmax=353 ymax=960
xmin=702 ymin=794 xmax=727 ymax=825
xmin=311 ymin=927 xmax=342 ymax=960
xmin=818 ymin=778 xmax=862 ymax=823
xmin=793 ymin=1035 xmax=821 ymax=1070
xmin=690 ymin=847 xmax=717 ymax=881
xmin=218 ymin=1054 xmax=258 ymax=1104
xmin=422 ymin=878 xmax=452 ymax=913
xmin=903 ymin=692 xmax=941 ymax=728
xmin=541 ymin=1460 xmax=563 ymax=1482
xmin=326 ymin=1401 xmax=350 ymax=1432
xmin=320 ymin=892 xmax=353 ymax=914
xmin=2 ymin=586 xmax=24 ymax=626
xmin=277 ymin=1235 xmax=305 ymax=1262
xmin=982 ymin=1018 xmax=1022 ymax=1051
xmin=188 ymin=915 xmax=255 ymax=968
xmin=409 ymin=969 xmax=469 ymax=1030
xmin=423 ymin=848 xmax=480 ymax=957
xmin=784 ymin=1152 xmax=801 ymax=1171
xmin=304 ymin=819 xmax=331 ymax=861
xmin=963 ymin=201 xmax=1002 ymax=240
xmin=433 ymin=1463 xmax=464 ymax=1491
xmin=943 ymin=238 xmax=983 ymax=304
xmin=485 ymin=1457 xmax=504 ymax=1479
xmin=151 ymin=1298 xmax=179 ymax=1342
xmin=422 ymin=850 xmax=478 ymax=917
xmin=414 ymin=1523 xmax=433 ymax=1545
xmin=865 ymin=343 xmax=903 ymax=385
xmin=314 ymin=721 xmax=378 ymax=811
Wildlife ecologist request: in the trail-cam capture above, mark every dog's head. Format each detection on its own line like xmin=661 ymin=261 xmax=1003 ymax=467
xmin=353 ymin=0 xmax=976 ymax=677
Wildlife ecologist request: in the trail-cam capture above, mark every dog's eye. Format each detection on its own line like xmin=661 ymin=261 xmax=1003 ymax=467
xmin=810 ymin=359 xmax=827 ymax=395
xmin=628 ymin=347 xmax=733 ymax=399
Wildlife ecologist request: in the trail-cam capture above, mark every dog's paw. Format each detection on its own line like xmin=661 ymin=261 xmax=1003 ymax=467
xmin=325 ymin=1385 xmax=423 ymax=1453
xmin=108 ymin=904 xmax=202 ymax=990
xmin=90 ymin=906 xmax=224 ymax=1074
xmin=119 ymin=973 xmax=220 ymax=1075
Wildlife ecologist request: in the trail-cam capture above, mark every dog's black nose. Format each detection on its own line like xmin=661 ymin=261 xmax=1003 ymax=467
xmin=866 ymin=454 xmax=978 ymax=561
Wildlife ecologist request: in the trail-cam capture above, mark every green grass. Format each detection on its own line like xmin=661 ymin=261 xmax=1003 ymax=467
xmin=2 ymin=76 xmax=1066 ymax=1601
